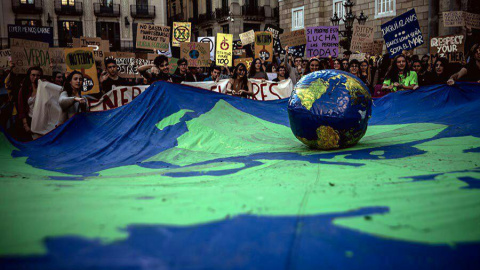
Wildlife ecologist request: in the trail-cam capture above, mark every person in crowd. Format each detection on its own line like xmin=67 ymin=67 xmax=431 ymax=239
xmin=283 ymin=46 xmax=301 ymax=84
xmin=428 ymin=57 xmax=451 ymax=85
xmin=343 ymin=50 xmax=352 ymax=60
xmin=448 ymin=43 xmax=480 ymax=84
xmin=172 ymin=58 xmax=196 ymax=83
xmin=421 ymin=54 xmax=430 ymax=69
xmin=273 ymin=65 xmax=289 ymax=82
xmin=382 ymin=54 xmax=418 ymax=92
xmin=52 ymin=71 xmax=64 ymax=86
xmin=248 ymin=58 xmax=268 ymax=80
xmin=303 ymin=58 xmax=322 ymax=76
xmin=348 ymin=59 xmax=360 ymax=77
xmin=411 ymin=60 xmax=430 ymax=87
xmin=341 ymin=58 xmax=350 ymax=71
xmin=333 ymin=59 xmax=343 ymax=70
xmin=59 ymin=71 xmax=88 ymax=125
xmin=374 ymin=53 xmax=392 ymax=86
xmin=302 ymin=60 xmax=308 ymax=73
xmin=226 ymin=63 xmax=253 ymax=98
xmin=17 ymin=66 xmax=43 ymax=141
xmin=358 ymin=60 xmax=372 ymax=88
xmin=138 ymin=55 xmax=172 ymax=84
xmin=99 ymin=58 xmax=133 ymax=94
xmin=204 ymin=66 xmax=229 ymax=82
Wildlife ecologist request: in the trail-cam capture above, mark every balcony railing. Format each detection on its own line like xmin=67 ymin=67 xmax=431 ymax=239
xmin=198 ymin=12 xmax=215 ymax=24
xmin=94 ymin=3 xmax=120 ymax=17
xmin=169 ymin=13 xmax=185 ymax=22
xmin=242 ymin=5 xmax=264 ymax=20
xmin=215 ymin=7 xmax=229 ymax=21
xmin=130 ymin=5 xmax=156 ymax=18
xmin=11 ymin=0 xmax=43 ymax=14
xmin=54 ymin=0 xmax=83 ymax=16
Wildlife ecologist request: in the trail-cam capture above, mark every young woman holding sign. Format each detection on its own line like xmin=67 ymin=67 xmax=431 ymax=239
xmin=226 ymin=63 xmax=254 ymax=98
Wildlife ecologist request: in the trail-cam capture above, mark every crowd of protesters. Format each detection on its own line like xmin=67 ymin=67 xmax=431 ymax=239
xmin=1 ymin=28 xmax=480 ymax=142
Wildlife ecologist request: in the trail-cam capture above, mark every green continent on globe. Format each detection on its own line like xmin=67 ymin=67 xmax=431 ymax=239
xmin=296 ymin=125 xmax=340 ymax=150
xmin=296 ymin=79 xmax=329 ymax=110
xmin=343 ymin=75 xmax=372 ymax=104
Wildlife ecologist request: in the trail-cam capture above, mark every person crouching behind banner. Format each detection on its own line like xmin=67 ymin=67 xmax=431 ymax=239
xmin=17 ymin=66 xmax=43 ymax=141
xmin=226 ymin=63 xmax=253 ymax=98
xmin=100 ymin=58 xmax=133 ymax=94
xmin=172 ymin=58 xmax=196 ymax=83
xmin=382 ymin=54 xmax=418 ymax=92
xmin=59 ymin=71 xmax=89 ymax=125
xmin=273 ymin=65 xmax=289 ymax=82
xmin=304 ymin=58 xmax=322 ymax=76
xmin=248 ymin=58 xmax=268 ymax=80
xmin=138 ymin=55 xmax=172 ymax=84
xmin=204 ymin=66 xmax=228 ymax=82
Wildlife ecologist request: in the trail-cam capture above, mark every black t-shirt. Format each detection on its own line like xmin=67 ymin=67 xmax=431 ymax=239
xmin=101 ymin=76 xmax=132 ymax=93
xmin=171 ymin=73 xmax=196 ymax=84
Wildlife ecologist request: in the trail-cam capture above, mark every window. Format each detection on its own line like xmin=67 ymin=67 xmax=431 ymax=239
xmin=15 ymin=19 xmax=41 ymax=26
xmin=58 ymin=20 xmax=83 ymax=47
xmin=375 ymin=0 xmax=396 ymax=19
xmin=62 ymin=0 xmax=75 ymax=6
xmin=21 ymin=0 xmax=34 ymax=4
xmin=332 ymin=0 xmax=345 ymax=24
xmin=291 ymin=6 xmax=304 ymax=30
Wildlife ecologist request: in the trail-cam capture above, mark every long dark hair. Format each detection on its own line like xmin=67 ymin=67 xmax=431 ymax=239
xmin=232 ymin=63 xmax=248 ymax=90
xmin=333 ymin=59 xmax=343 ymax=70
xmin=384 ymin=54 xmax=411 ymax=83
xmin=63 ymin=71 xmax=84 ymax=97
xmin=248 ymin=58 xmax=265 ymax=78
xmin=433 ymin=57 xmax=450 ymax=77
xmin=304 ymin=58 xmax=322 ymax=75
xmin=20 ymin=66 xmax=43 ymax=108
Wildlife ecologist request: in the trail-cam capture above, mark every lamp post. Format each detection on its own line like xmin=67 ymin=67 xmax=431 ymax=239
xmin=330 ymin=0 xmax=368 ymax=50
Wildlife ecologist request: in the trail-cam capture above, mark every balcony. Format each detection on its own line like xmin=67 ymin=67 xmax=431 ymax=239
xmin=94 ymin=3 xmax=120 ymax=17
xmin=198 ymin=12 xmax=215 ymax=24
xmin=242 ymin=5 xmax=264 ymax=21
xmin=169 ymin=13 xmax=184 ymax=22
xmin=130 ymin=5 xmax=156 ymax=19
xmin=11 ymin=0 xmax=43 ymax=14
xmin=273 ymin=7 xmax=279 ymax=18
xmin=215 ymin=7 xmax=229 ymax=22
xmin=54 ymin=0 xmax=83 ymax=16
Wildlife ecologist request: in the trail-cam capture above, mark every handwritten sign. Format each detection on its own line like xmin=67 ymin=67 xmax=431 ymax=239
xmin=430 ymin=34 xmax=465 ymax=63
xmin=216 ymin=33 xmax=233 ymax=67
xmin=265 ymin=24 xmax=284 ymax=54
xmin=280 ymin=29 xmax=307 ymax=47
xmin=234 ymin=58 xmax=253 ymax=70
xmin=464 ymin=12 xmax=480 ymax=29
xmin=136 ymin=23 xmax=170 ymax=51
xmin=49 ymin=48 xmax=67 ymax=73
xmin=64 ymin=47 xmax=99 ymax=94
xmin=381 ymin=9 xmax=424 ymax=57
xmin=255 ymin=32 xmax=274 ymax=62
xmin=73 ymin=37 xmax=109 ymax=67
xmin=350 ymin=25 xmax=374 ymax=52
xmin=172 ymin=22 xmax=191 ymax=47
xmin=239 ymin=30 xmax=255 ymax=45
xmin=306 ymin=26 xmax=339 ymax=58
xmin=443 ymin=11 xmax=480 ymax=29
xmin=8 ymin=25 xmax=53 ymax=46
xmin=180 ymin=42 xmax=210 ymax=67
xmin=0 ymin=49 xmax=11 ymax=69
xmin=197 ymin=36 xmax=215 ymax=60
xmin=350 ymin=53 xmax=366 ymax=62
xmin=168 ymin=57 xmax=178 ymax=75
xmin=10 ymin=38 xmax=52 ymax=75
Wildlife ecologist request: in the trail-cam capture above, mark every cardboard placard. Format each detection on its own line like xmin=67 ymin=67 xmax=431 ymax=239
xmin=430 ymin=34 xmax=465 ymax=63
xmin=350 ymin=25 xmax=374 ymax=52
xmin=233 ymin=57 xmax=253 ymax=70
xmin=216 ymin=33 xmax=233 ymax=67
xmin=239 ymin=30 xmax=255 ymax=45
xmin=49 ymin=48 xmax=67 ymax=73
xmin=8 ymin=25 xmax=54 ymax=46
xmin=443 ymin=11 xmax=465 ymax=27
xmin=198 ymin=36 xmax=216 ymax=61
xmin=280 ymin=29 xmax=307 ymax=48
xmin=64 ymin=47 xmax=100 ymax=95
xmin=0 ymin=49 xmax=11 ymax=69
xmin=168 ymin=57 xmax=179 ymax=74
xmin=306 ymin=26 xmax=339 ymax=58
xmin=180 ymin=42 xmax=210 ymax=67
xmin=255 ymin=32 xmax=274 ymax=62
xmin=72 ymin=37 xmax=109 ymax=68
xmin=265 ymin=24 xmax=285 ymax=54
xmin=371 ymin=40 xmax=384 ymax=55
xmin=105 ymin=52 xmax=137 ymax=78
xmin=381 ymin=9 xmax=424 ymax=57
xmin=136 ymin=23 xmax=170 ymax=51
xmin=172 ymin=22 xmax=191 ymax=47
xmin=10 ymin=38 xmax=52 ymax=75
xmin=350 ymin=53 xmax=366 ymax=62
xmin=464 ymin=12 xmax=480 ymax=29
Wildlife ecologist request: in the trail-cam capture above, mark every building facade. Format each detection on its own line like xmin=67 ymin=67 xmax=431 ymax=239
xmin=279 ymin=0 xmax=480 ymax=55
xmin=0 ymin=0 xmax=167 ymax=50
xmin=167 ymin=0 xmax=279 ymax=40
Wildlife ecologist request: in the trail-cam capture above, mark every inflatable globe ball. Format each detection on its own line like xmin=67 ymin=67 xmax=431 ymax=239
xmin=288 ymin=70 xmax=372 ymax=150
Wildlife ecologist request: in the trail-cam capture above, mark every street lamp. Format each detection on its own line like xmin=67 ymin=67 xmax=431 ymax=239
xmin=330 ymin=0 xmax=368 ymax=49
xmin=330 ymin=12 xmax=341 ymax=26
xmin=357 ymin=12 xmax=368 ymax=25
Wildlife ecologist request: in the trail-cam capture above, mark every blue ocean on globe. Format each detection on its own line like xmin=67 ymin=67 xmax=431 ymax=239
xmin=288 ymin=69 xmax=372 ymax=150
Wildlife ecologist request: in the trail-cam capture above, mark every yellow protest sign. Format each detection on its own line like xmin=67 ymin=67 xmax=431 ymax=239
xmin=216 ymin=33 xmax=233 ymax=67
xmin=172 ymin=22 xmax=191 ymax=47
xmin=64 ymin=47 xmax=100 ymax=95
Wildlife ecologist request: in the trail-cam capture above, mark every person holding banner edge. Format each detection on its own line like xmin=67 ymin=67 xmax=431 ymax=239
xmin=382 ymin=54 xmax=418 ymax=92
xmin=138 ymin=55 xmax=172 ymax=84
xmin=226 ymin=63 xmax=253 ymax=98
xmin=59 ymin=71 xmax=89 ymax=125
xmin=448 ymin=43 xmax=480 ymax=85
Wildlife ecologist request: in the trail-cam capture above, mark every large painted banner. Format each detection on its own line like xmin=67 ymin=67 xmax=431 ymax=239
xmin=306 ymin=26 xmax=339 ymax=58
xmin=216 ymin=33 xmax=233 ymax=67
xmin=8 ymin=25 xmax=54 ymax=46
xmin=88 ymin=85 xmax=149 ymax=111
xmin=381 ymin=9 xmax=424 ymax=57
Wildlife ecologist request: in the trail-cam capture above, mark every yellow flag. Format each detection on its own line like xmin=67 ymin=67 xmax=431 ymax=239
xmin=216 ymin=33 xmax=233 ymax=67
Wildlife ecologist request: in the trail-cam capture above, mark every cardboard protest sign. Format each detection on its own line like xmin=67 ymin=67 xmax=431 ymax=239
xmin=168 ymin=57 xmax=179 ymax=74
xmin=464 ymin=12 xmax=480 ymax=29
xmin=306 ymin=26 xmax=339 ymax=58
xmin=350 ymin=53 xmax=366 ymax=62
xmin=0 ymin=49 xmax=11 ymax=69
xmin=73 ymin=37 xmax=109 ymax=66
xmin=49 ymin=48 xmax=67 ymax=73
xmin=234 ymin=57 xmax=253 ymax=70
xmin=216 ymin=33 xmax=233 ymax=67
xmin=443 ymin=11 xmax=465 ymax=27
xmin=370 ymin=40 xmax=384 ymax=55
xmin=172 ymin=22 xmax=191 ymax=47
xmin=180 ymin=42 xmax=210 ymax=67
xmin=198 ymin=37 xmax=216 ymax=61
xmin=381 ymin=9 xmax=424 ymax=57
xmin=8 ymin=25 xmax=54 ymax=46
xmin=10 ymin=38 xmax=52 ymax=75
xmin=64 ymin=47 xmax=99 ymax=95
xmin=265 ymin=24 xmax=285 ymax=54
xmin=280 ymin=29 xmax=307 ymax=47
xmin=136 ymin=23 xmax=170 ymax=51
xmin=239 ymin=30 xmax=255 ymax=45
xmin=350 ymin=25 xmax=374 ymax=52
xmin=104 ymin=52 xmax=137 ymax=78
xmin=255 ymin=32 xmax=274 ymax=62
xmin=430 ymin=34 xmax=465 ymax=63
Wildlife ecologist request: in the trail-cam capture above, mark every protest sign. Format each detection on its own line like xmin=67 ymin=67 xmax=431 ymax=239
xmin=172 ymin=22 xmax=191 ymax=47
xmin=370 ymin=40 xmax=384 ymax=55
xmin=198 ymin=36 xmax=215 ymax=60
xmin=169 ymin=57 xmax=179 ymax=74
xmin=464 ymin=12 xmax=480 ymax=29
xmin=88 ymin=85 xmax=149 ymax=111
xmin=306 ymin=26 xmax=339 ymax=58
xmin=180 ymin=42 xmax=210 ymax=67
xmin=239 ymin=30 xmax=255 ymax=45
xmin=430 ymin=34 xmax=465 ymax=63
xmin=105 ymin=52 xmax=138 ymax=78
xmin=280 ymin=29 xmax=307 ymax=47
xmin=136 ymin=23 xmax=170 ymax=51
xmin=288 ymin=44 xmax=306 ymax=58
xmin=350 ymin=53 xmax=366 ymax=62
xmin=216 ymin=33 xmax=233 ymax=67
xmin=381 ymin=9 xmax=424 ymax=57
xmin=265 ymin=24 xmax=285 ymax=54
xmin=443 ymin=11 xmax=465 ymax=27
xmin=64 ymin=47 xmax=100 ymax=95
xmin=0 ymin=49 xmax=11 ymax=69
xmin=255 ymin=32 xmax=274 ymax=62
xmin=49 ymin=48 xmax=67 ymax=73
xmin=8 ymin=25 xmax=54 ymax=46
xmin=157 ymin=43 xmax=172 ymax=57
xmin=350 ymin=25 xmax=374 ymax=52
xmin=73 ymin=37 xmax=109 ymax=66
xmin=10 ymin=38 xmax=52 ymax=75
xmin=234 ymin=58 xmax=253 ymax=70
